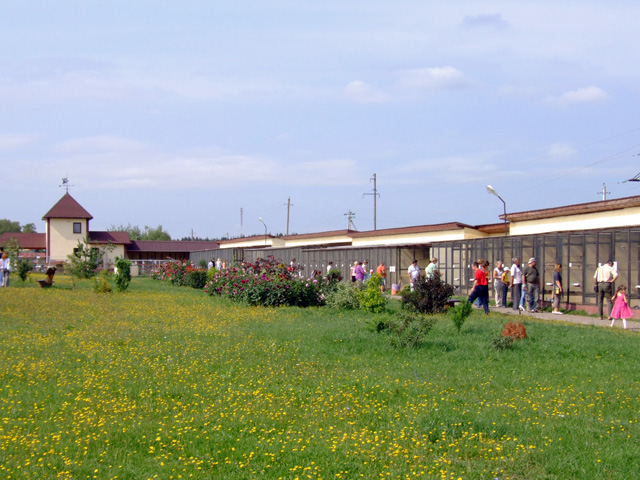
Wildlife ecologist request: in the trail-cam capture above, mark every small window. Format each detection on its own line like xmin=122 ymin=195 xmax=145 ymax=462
xmin=73 ymin=222 xmax=82 ymax=234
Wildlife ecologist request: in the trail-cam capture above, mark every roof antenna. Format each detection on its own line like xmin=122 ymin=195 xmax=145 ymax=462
xmin=597 ymin=183 xmax=610 ymax=201
xmin=60 ymin=175 xmax=74 ymax=193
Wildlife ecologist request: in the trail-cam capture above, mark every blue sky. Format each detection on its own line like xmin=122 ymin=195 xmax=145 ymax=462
xmin=2 ymin=1 xmax=639 ymax=239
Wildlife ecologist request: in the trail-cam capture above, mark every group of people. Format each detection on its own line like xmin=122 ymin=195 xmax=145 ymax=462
xmin=408 ymin=257 xmax=439 ymax=291
xmin=347 ymin=260 xmax=387 ymax=292
xmin=0 ymin=248 xmax=10 ymax=287
xmin=593 ymin=260 xmax=634 ymax=328
xmin=207 ymin=258 xmax=226 ymax=270
xmin=474 ymin=256 xmax=557 ymax=314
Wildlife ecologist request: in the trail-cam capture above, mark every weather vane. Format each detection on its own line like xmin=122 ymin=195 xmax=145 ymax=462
xmin=59 ymin=175 xmax=74 ymax=193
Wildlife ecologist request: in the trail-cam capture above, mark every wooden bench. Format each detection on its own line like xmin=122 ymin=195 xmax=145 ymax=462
xmin=37 ymin=267 xmax=56 ymax=288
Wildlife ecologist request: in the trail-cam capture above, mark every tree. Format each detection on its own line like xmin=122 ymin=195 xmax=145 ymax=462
xmin=0 ymin=219 xmax=22 ymax=235
xmin=66 ymin=240 xmax=101 ymax=289
xmin=108 ymin=224 xmax=171 ymax=240
xmin=0 ymin=219 xmax=37 ymax=235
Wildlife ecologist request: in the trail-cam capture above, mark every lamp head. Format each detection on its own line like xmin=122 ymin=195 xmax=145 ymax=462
xmin=486 ymin=185 xmax=498 ymax=196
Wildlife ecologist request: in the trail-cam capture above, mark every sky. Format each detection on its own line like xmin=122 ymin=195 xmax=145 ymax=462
xmin=2 ymin=1 xmax=640 ymax=239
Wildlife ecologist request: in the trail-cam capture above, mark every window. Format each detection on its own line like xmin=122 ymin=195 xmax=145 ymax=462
xmin=73 ymin=222 xmax=82 ymax=234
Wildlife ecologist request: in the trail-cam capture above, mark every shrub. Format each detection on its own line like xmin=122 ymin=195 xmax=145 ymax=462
xmin=66 ymin=240 xmax=101 ymax=281
xmin=16 ymin=258 xmax=33 ymax=282
xmin=491 ymin=335 xmax=515 ymax=350
xmin=400 ymin=272 xmax=454 ymax=314
xmin=93 ymin=270 xmax=112 ymax=293
xmin=502 ymin=321 xmax=528 ymax=340
xmin=114 ymin=257 xmax=132 ymax=292
xmin=450 ymin=300 xmax=473 ymax=334
xmin=186 ymin=270 xmax=209 ymax=289
xmin=325 ymin=281 xmax=362 ymax=310
xmin=387 ymin=311 xmax=437 ymax=348
xmin=204 ymin=256 xmax=325 ymax=307
xmin=357 ymin=274 xmax=387 ymax=313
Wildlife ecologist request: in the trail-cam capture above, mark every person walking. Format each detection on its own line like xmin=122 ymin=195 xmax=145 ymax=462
xmin=522 ymin=257 xmax=540 ymax=312
xmin=610 ymin=285 xmax=633 ymax=329
xmin=510 ymin=257 xmax=523 ymax=311
xmin=594 ymin=260 xmax=618 ymax=320
xmin=326 ymin=261 xmax=334 ymax=274
xmin=551 ymin=263 xmax=564 ymax=314
xmin=467 ymin=261 xmax=489 ymax=314
xmin=493 ymin=261 xmax=503 ymax=307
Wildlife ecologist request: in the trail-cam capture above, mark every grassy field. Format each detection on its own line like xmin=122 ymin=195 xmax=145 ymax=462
xmin=0 ymin=275 xmax=639 ymax=479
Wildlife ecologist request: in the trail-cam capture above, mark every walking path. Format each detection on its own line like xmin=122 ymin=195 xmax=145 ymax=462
xmin=491 ymin=305 xmax=638 ymax=331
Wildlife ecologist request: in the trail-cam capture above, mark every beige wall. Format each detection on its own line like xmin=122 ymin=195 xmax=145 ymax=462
xmin=284 ymin=234 xmax=351 ymax=248
xmin=351 ymin=229 xmax=467 ymax=247
xmin=98 ymin=244 xmax=126 ymax=267
xmin=47 ymin=218 xmax=89 ymax=262
xmin=219 ymin=237 xmax=285 ymax=249
xmin=510 ymin=207 xmax=640 ymax=236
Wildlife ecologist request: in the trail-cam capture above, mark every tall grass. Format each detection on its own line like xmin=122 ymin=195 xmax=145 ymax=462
xmin=0 ymin=276 xmax=638 ymax=479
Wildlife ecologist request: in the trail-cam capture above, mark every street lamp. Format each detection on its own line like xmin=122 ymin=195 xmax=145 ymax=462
xmin=258 ymin=217 xmax=268 ymax=246
xmin=486 ymin=185 xmax=508 ymax=236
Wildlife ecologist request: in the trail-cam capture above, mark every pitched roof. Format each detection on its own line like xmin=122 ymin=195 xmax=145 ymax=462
xmin=349 ymin=222 xmax=472 ymax=237
xmin=0 ymin=232 xmax=46 ymax=249
xmin=89 ymin=231 xmax=131 ymax=245
xmin=502 ymin=195 xmax=640 ymax=222
xmin=127 ymin=240 xmax=219 ymax=253
xmin=42 ymin=193 xmax=93 ymax=220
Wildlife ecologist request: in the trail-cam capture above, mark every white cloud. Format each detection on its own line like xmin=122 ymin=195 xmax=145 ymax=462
xmin=546 ymin=142 xmax=577 ymax=158
xmin=343 ymin=80 xmax=388 ymax=103
xmin=20 ymin=135 xmax=363 ymax=190
xmin=0 ymin=134 xmax=35 ymax=150
xmin=546 ymin=86 xmax=611 ymax=106
xmin=397 ymin=67 xmax=469 ymax=90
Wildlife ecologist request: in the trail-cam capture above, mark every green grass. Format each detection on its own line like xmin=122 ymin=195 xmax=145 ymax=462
xmin=0 ymin=277 xmax=638 ymax=479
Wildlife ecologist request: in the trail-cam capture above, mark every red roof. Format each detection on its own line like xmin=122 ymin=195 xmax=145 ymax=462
xmin=0 ymin=232 xmax=46 ymax=250
xmin=89 ymin=231 xmax=131 ymax=245
xmin=42 ymin=193 xmax=93 ymax=220
xmin=128 ymin=240 xmax=218 ymax=253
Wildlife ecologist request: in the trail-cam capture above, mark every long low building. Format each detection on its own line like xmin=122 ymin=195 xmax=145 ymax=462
xmin=193 ymin=195 xmax=640 ymax=312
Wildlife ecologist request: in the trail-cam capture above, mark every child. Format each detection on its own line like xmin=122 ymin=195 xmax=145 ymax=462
xmin=610 ymin=285 xmax=634 ymax=329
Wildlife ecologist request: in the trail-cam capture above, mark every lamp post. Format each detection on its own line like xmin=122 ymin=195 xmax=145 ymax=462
xmin=258 ymin=217 xmax=268 ymax=246
xmin=486 ymin=185 xmax=508 ymax=236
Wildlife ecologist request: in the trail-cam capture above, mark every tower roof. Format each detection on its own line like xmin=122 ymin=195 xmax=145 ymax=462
xmin=42 ymin=193 xmax=93 ymax=220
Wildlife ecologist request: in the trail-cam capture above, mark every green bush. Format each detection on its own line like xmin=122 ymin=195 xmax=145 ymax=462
xmin=401 ymin=272 xmax=454 ymax=314
xmin=16 ymin=258 xmax=33 ymax=282
xmin=186 ymin=270 xmax=208 ymax=289
xmin=93 ymin=270 xmax=112 ymax=293
xmin=114 ymin=257 xmax=132 ymax=292
xmin=491 ymin=335 xmax=515 ymax=351
xmin=387 ymin=311 xmax=436 ymax=348
xmin=325 ymin=281 xmax=362 ymax=310
xmin=450 ymin=300 xmax=473 ymax=334
xmin=357 ymin=274 xmax=387 ymax=313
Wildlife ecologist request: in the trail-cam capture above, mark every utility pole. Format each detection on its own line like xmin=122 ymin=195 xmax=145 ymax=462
xmin=240 ymin=208 xmax=243 ymax=235
xmin=344 ymin=210 xmax=357 ymax=230
xmin=597 ymin=183 xmax=610 ymax=201
xmin=284 ymin=197 xmax=293 ymax=235
xmin=362 ymin=173 xmax=380 ymax=230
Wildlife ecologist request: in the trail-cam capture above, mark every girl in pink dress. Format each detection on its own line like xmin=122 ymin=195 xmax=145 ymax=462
xmin=610 ymin=285 xmax=634 ymax=329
